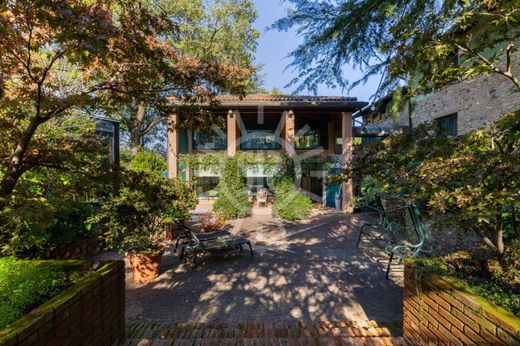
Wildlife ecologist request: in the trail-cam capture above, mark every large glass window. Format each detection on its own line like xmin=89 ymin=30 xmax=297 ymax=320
xmin=295 ymin=115 xmax=329 ymax=150
xmin=240 ymin=113 xmax=283 ymax=150
xmin=435 ymin=114 xmax=458 ymax=137
xmin=194 ymin=177 xmax=219 ymax=198
xmin=241 ymin=130 xmax=282 ymax=150
xmin=295 ymin=129 xmax=328 ymax=150
xmin=244 ymin=176 xmax=269 ymax=191
xmin=193 ymin=130 xmax=227 ymax=150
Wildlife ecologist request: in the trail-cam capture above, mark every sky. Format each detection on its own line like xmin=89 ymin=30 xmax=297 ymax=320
xmin=252 ymin=0 xmax=379 ymax=102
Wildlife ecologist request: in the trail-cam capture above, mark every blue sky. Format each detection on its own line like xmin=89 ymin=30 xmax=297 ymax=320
xmin=253 ymin=0 xmax=379 ymax=102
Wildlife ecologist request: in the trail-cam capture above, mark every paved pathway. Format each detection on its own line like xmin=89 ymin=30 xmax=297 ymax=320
xmin=125 ymin=209 xmax=404 ymax=325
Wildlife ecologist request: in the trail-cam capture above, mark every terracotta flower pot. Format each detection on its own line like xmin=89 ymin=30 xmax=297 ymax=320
xmin=125 ymin=252 xmax=163 ymax=284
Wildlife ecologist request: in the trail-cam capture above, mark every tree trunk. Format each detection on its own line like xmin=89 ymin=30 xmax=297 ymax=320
xmin=129 ymin=103 xmax=147 ymax=157
xmin=495 ymin=212 xmax=506 ymax=267
xmin=0 ymin=115 xmax=46 ymax=207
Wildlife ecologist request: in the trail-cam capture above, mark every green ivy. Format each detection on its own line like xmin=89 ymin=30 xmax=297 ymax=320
xmin=180 ymin=152 xmax=331 ymax=176
xmin=213 ymin=156 xmax=251 ymax=219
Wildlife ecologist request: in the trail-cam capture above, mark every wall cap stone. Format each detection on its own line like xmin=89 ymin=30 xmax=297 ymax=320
xmin=0 ymin=260 xmax=123 ymax=344
xmin=405 ymin=259 xmax=520 ymax=337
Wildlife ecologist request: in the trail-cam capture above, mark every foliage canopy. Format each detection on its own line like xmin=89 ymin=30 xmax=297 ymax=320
xmin=273 ymin=0 xmax=520 ymax=95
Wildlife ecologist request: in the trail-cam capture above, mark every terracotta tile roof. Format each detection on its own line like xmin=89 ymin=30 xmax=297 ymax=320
xmin=215 ymin=93 xmax=357 ymax=102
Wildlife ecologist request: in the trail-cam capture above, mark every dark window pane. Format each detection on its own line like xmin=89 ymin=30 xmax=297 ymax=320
xmin=295 ymin=127 xmax=328 ymax=150
xmin=193 ymin=131 xmax=227 ymax=150
xmin=435 ymin=114 xmax=458 ymax=137
xmin=240 ymin=130 xmax=282 ymax=150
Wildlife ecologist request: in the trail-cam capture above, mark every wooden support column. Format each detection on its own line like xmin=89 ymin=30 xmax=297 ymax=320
xmin=167 ymin=113 xmax=180 ymax=179
xmin=227 ymin=110 xmax=238 ymax=156
xmin=341 ymin=112 xmax=354 ymax=213
xmin=327 ymin=121 xmax=335 ymax=155
xmin=284 ymin=110 xmax=295 ymax=156
xmin=186 ymin=129 xmax=193 ymax=186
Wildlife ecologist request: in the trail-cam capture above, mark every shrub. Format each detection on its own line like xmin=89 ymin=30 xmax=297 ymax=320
xmin=213 ymin=157 xmax=251 ymax=219
xmin=0 ymin=258 xmax=69 ymax=329
xmin=272 ymin=179 xmax=313 ymax=221
xmin=341 ymin=110 xmax=520 ymax=267
xmin=198 ymin=212 xmax=225 ymax=232
xmin=0 ymin=198 xmax=55 ymax=257
xmin=0 ymin=199 xmax=100 ymax=258
xmin=0 ymin=146 xmax=114 ymax=258
xmin=45 ymin=201 xmax=99 ymax=247
xmin=127 ymin=150 xmax=167 ymax=177
xmin=89 ymin=169 xmax=196 ymax=254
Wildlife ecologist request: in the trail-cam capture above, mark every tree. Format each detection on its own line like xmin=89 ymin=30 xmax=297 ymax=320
xmin=272 ymin=0 xmax=520 ymax=95
xmin=0 ymin=0 xmax=252 ymax=205
xmin=117 ymin=0 xmax=259 ymax=155
xmin=337 ymin=111 xmax=520 ymax=267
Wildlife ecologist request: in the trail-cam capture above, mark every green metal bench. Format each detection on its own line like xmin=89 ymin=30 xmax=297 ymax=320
xmin=356 ymin=194 xmax=430 ymax=278
xmin=384 ymin=204 xmax=429 ymax=278
xmin=356 ymin=194 xmax=410 ymax=248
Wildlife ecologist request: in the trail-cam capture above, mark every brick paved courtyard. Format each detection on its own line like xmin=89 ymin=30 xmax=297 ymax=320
xmin=124 ymin=209 xmax=404 ymax=325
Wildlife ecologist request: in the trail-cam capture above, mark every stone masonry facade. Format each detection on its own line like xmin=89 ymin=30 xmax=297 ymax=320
xmin=379 ymin=56 xmax=520 ymax=134
xmin=403 ymin=262 xmax=520 ymax=346
xmin=0 ymin=261 xmax=125 ymax=346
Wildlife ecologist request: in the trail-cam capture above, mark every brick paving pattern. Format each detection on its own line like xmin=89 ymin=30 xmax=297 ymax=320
xmin=125 ymin=210 xmax=403 ymax=325
xmin=124 ymin=320 xmax=409 ymax=345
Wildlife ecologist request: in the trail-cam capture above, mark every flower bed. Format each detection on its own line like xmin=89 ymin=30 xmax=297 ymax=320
xmin=404 ymin=259 xmax=520 ymax=345
xmin=0 ymin=260 xmax=125 ymax=345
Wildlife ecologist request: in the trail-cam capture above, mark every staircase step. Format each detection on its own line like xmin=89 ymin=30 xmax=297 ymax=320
xmin=126 ymin=336 xmax=409 ymax=346
xmin=124 ymin=320 xmax=408 ymax=345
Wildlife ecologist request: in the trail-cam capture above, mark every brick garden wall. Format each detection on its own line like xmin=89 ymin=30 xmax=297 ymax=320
xmin=0 ymin=261 xmax=125 ymax=346
xmin=403 ymin=262 xmax=520 ymax=345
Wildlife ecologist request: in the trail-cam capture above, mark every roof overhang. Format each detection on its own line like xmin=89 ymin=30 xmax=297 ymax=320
xmin=210 ymin=100 xmax=368 ymax=109
xmin=170 ymin=94 xmax=368 ymax=112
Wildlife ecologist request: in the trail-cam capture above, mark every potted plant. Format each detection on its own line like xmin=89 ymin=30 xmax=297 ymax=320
xmin=197 ymin=212 xmax=225 ymax=232
xmin=89 ymin=170 xmax=196 ymax=284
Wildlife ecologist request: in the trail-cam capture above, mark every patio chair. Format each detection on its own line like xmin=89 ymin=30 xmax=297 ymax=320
xmin=182 ymin=230 xmax=254 ymax=269
xmin=257 ymin=189 xmax=268 ymax=207
xmin=384 ymin=204 xmax=429 ymax=278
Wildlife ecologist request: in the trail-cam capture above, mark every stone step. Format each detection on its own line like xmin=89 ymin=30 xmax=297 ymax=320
xmin=128 ymin=336 xmax=409 ymax=346
xmin=124 ymin=320 xmax=409 ymax=346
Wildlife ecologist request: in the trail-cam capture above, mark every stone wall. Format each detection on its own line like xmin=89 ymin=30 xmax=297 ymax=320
xmin=411 ymin=60 xmax=520 ymax=134
xmin=373 ymin=56 xmax=520 ymax=134
xmin=403 ymin=261 xmax=520 ymax=345
xmin=0 ymin=261 xmax=125 ymax=346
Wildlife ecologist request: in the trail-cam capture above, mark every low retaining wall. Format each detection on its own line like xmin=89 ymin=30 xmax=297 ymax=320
xmin=0 ymin=260 xmax=125 ymax=346
xmin=404 ymin=261 xmax=520 ymax=345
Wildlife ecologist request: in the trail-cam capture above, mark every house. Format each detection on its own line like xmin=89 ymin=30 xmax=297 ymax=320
xmin=166 ymin=94 xmax=367 ymax=212
xmin=360 ymin=56 xmax=520 ymax=135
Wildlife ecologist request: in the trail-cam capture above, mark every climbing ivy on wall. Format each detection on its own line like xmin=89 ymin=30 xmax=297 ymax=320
xmin=179 ymin=152 xmax=332 ymax=175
